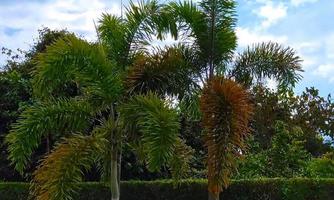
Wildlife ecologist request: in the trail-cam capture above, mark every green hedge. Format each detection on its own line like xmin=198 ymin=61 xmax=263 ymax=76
xmin=1 ymin=178 xmax=334 ymax=200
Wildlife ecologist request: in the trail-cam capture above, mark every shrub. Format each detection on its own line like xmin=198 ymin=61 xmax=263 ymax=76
xmin=0 ymin=182 xmax=29 ymax=199
xmin=236 ymin=122 xmax=311 ymax=179
xmin=305 ymin=152 xmax=334 ymax=178
xmin=1 ymin=178 xmax=334 ymax=200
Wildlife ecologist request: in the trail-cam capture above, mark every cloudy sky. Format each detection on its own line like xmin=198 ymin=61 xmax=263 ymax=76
xmin=0 ymin=0 xmax=333 ymax=96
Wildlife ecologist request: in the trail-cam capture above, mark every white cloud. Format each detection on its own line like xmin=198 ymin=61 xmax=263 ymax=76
xmin=291 ymin=41 xmax=322 ymax=70
xmin=290 ymin=0 xmax=319 ymax=7
xmin=236 ymin=23 xmax=334 ymax=84
xmin=253 ymin=1 xmax=288 ymax=28
xmin=239 ymin=0 xmax=334 ymax=92
xmin=0 ymin=0 xmax=121 ymax=65
xmin=236 ymin=27 xmax=288 ymax=47
xmin=290 ymin=35 xmax=334 ymax=84
xmin=305 ymin=34 xmax=334 ymax=82
xmin=313 ymin=64 xmax=334 ymax=80
xmin=326 ymin=34 xmax=334 ymax=59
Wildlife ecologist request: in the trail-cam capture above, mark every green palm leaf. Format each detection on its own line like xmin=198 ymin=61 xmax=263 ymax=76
xmin=232 ymin=42 xmax=303 ymax=90
xmin=200 ymin=0 xmax=237 ymax=71
xmin=33 ymin=35 xmax=122 ymax=103
xmin=6 ymin=98 xmax=93 ymax=173
xmin=166 ymin=0 xmax=237 ymax=78
xmin=98 ymin=0 xmax=176 ymax=68
xmin=121 ymin=93 xmax=180 ymax=171
xmin=166 ymin=1 xmax=207 ymax=55
xmin=169 ymin=138 xmax=194 ymax=182
xmin=98 ymin=14 xmax=127 ymax=66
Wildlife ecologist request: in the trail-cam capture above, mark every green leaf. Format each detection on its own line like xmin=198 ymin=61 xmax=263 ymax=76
xmin=6 ymin=98 xmax=93 ymax=173
xmin=33 ymin=35 xmax=123 ymax=102
xmin=121 ymin=93 xmax=180 ymax=171
xmin=232 ymin=42 xmax=303 ymax=90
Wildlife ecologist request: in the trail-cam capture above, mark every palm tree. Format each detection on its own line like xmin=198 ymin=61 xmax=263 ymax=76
xmin=163 ymin=1 xmax=302 ymax=200
xmin=6 ymin=1 xmax=193 ymax=200
xmin=6 ymin=1 xmax=302 ymax=200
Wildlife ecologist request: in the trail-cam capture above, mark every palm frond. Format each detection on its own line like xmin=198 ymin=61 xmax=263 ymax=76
xmin=168 ymin=138 xmax=194 ymax=182
xmin=99 ymin=0 xmax=174 ymax=66
xmin=166 ymin=1 xmax=208 ymax=53
xmin=126 ymin=45 xmax=199 ymax=96
xmin=98 ymin=0 xmax=177 ymax=68
xmin=178 ymin=88 xmax=202 ymax=120
xmin=125 ymin=0 xmax=165 ymax=51
xmin=200 ymin=0 xmax=237 ymax=69
xmin=31 ymin=132 xmax=108 ymax=200
xmin=121 ymin=93 xmax=180 ymax=171
xmin=33 ymin=35 xmax=123 ymax=103
xmin=232 ymin=42 xmax=303 ymax=90
xmin=98 ymin=14 xmax=127 ymax=66
xmin=166 ymin=0 xmax=237 ymax=77
xmin=5 ymin=98 xmax=93 ymax=173
xmin=200 ymin=77 xmax=253 ymax=196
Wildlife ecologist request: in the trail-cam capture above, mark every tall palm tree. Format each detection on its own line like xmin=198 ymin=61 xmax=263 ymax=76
xmin=6 ymin=1 xmax=193 ymax=200
xmin=6 ymin=1 xmax=302 ymax=200
xmin=165 ymin=0 xmax=302 ymax=88
xmin=164 ymin=1 xmax=302 ymax=200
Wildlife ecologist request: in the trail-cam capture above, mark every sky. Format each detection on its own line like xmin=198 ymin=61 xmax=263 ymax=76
xmin=0 ymin=0 xmax=333 ymax=96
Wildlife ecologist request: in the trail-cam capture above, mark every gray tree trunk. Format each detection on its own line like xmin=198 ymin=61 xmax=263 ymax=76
xmin=111 ymin=154 xmax=120 ymax=200
xmin=117 ymin=152 xmax=122 ymax=195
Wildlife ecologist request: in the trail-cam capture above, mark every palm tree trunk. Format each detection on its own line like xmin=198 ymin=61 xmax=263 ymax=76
xmin=109 ymin=104 xmax=120 ymax=200
xmin=209 ymin=0 xmax=217 ymax=79
xmin=46 ymin=134 xmax=51 ymax=154
xmin=111 ymin=152 xmax=120 ymax=200
xmin=208 ymin=192 xmax=219 ymax=200
xmin=117 ymin=151 xmax=122 ymax=196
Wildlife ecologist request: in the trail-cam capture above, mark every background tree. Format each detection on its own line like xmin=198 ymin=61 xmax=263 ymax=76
xmin=265 ymin=121 xmax=310 ymax=177
xmin=0 ymin=70 xmax=30 ymax=181
xmin=250 ymin=85 xmax=291 ymax=149
xmin=0 ymin=28 xmax=71 ymax=181
xmin=289 ymin=87 xmax=334 ymax=156
xmin=236 ymin=121 xmax=311 ymax=179
xmin=250 ymin=86 xmax=334 ymax=155
xmin=235 ymin=86 xmax=334 ymax=180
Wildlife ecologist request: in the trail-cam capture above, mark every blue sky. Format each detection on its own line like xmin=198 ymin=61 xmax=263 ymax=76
xmin=0 ymin=0 xmax=333 ymax=96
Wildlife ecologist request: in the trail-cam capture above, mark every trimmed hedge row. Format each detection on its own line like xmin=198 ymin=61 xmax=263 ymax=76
xmin=1 ymin=178 xmax=334 ymax=200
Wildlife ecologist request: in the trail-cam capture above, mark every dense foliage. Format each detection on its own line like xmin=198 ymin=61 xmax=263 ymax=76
xmin=236 ymin=86 xmax=334 ymax=179
xmin=0 ymin=28 xmax=71 ymax=181
xmin=1 ymin=179 xmax=334 ymax=200
xmin=251 ymin=86 xmax=334 ymax=155
xmin=236 ymin=121 xmax=311 ymax=179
